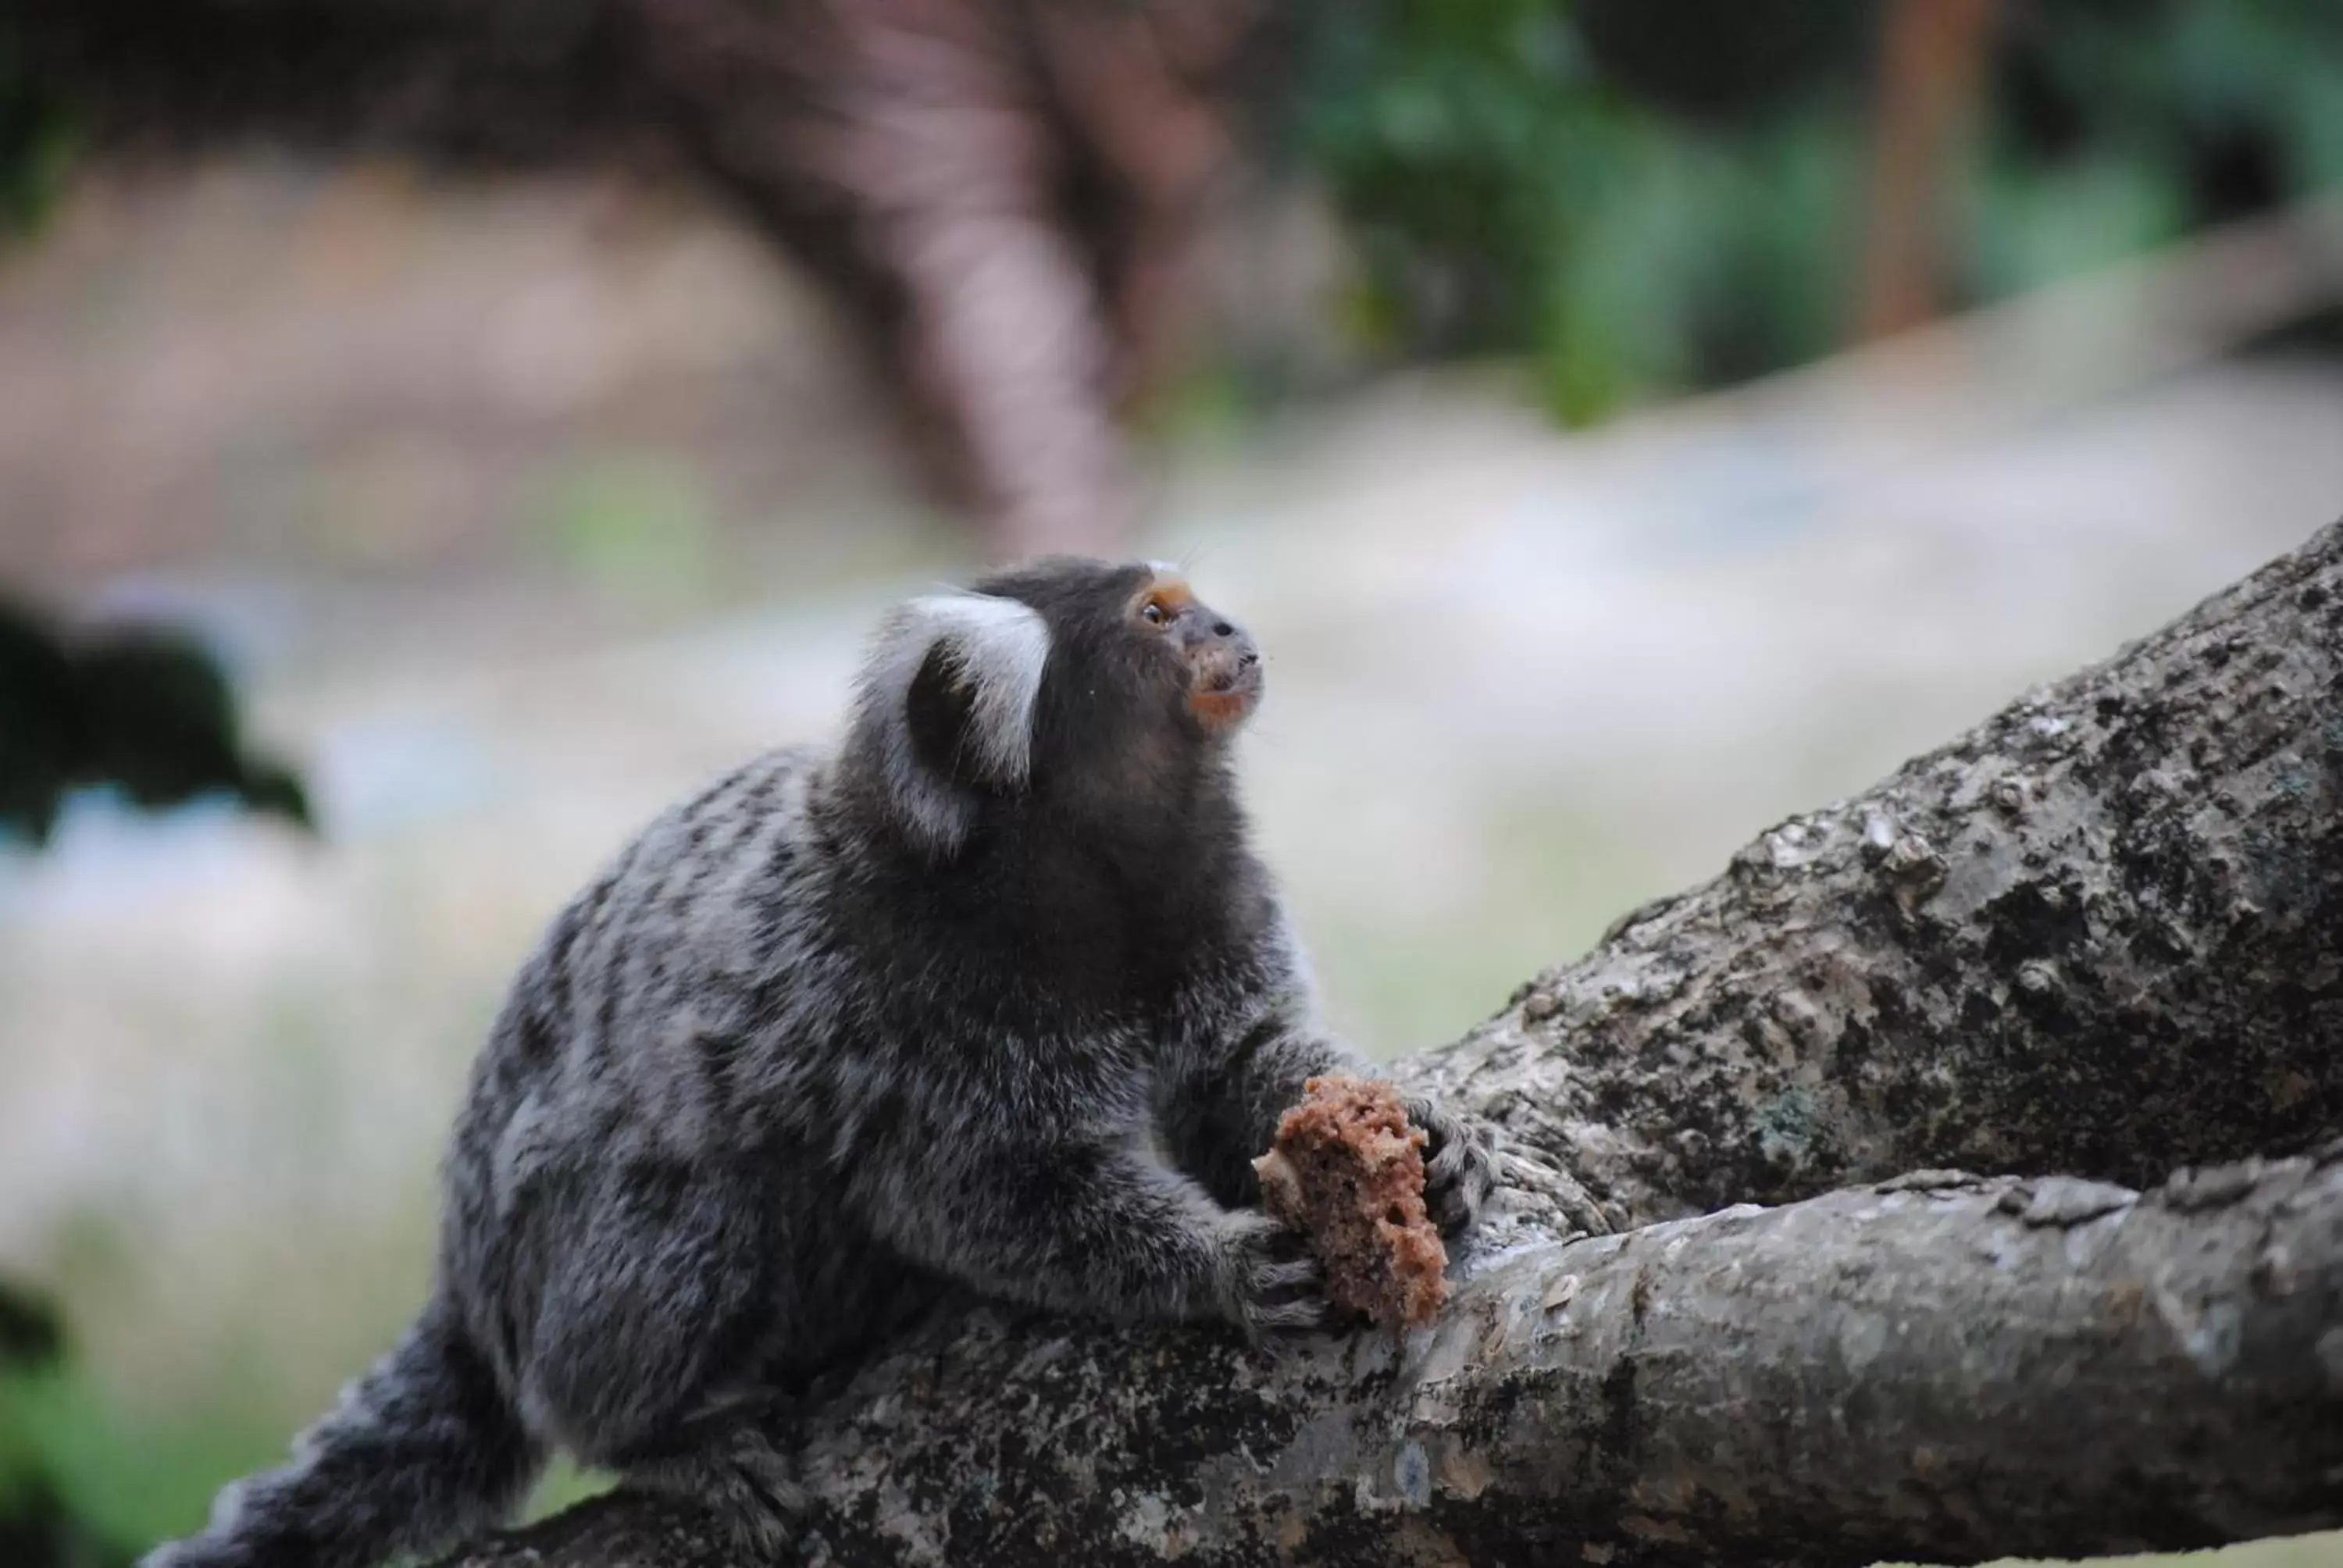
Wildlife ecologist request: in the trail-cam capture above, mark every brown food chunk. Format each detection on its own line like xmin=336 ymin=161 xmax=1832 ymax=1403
xmin=1251 ymin=1076 xmax=1450 ymax=1330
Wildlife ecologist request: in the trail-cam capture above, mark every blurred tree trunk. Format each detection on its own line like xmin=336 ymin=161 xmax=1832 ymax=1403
xmin=1856 ymin=0 xmax=1997 ymax=339
xmin=629 ymin=0 xmax=1263 ymax=558
xmin=22 ymin=0 xmax=1268 ymax=559
xmin=433 ymin=518 xmax=2343 ymax=1566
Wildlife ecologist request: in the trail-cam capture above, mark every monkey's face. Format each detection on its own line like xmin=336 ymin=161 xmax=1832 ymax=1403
xmin=965 ymin=558 xmax=1262 ymax=750
xmin=1128 ymin=565 xmax=1262 ymax=737
xmin=1003 ymin=558 xmax=1260 ymax=850
xmin=857 ymin=558 xmax=1262 ymax=859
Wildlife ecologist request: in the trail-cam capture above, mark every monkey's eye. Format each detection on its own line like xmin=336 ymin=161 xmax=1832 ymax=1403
xmin=1140 ymin=601 xmax=1168 ymax=626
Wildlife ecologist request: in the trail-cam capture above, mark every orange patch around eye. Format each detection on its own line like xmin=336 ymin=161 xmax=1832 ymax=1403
xmin=1133 ymin=572 xmax=1193 ymax=621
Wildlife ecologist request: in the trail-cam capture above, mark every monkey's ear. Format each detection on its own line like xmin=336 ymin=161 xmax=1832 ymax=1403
xmin=849 ymin=592 xmax=1050 ymax=858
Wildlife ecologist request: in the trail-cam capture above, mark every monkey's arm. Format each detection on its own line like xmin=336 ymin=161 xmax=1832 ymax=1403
xmin=1164 ymin=918 xmax=1500 ymax=1235
xmin=848 ymin=1131 xmax=1321 ymax=1335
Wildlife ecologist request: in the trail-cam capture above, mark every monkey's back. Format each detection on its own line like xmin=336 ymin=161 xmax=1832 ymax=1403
xmin=437 ymin=744 xmax=923 ymax=1387
xmin=428 ymin=693 xmax=1302 ymax=1408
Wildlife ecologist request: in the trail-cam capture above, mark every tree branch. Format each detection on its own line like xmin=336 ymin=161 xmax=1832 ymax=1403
xmin=442 ymin=521 xmax=2343 ymax=1566
xmin=1414 ymin=518 xmax=2343 ymax=1224
xmin=457 ymin=1151 xmax=2343 ymax=1568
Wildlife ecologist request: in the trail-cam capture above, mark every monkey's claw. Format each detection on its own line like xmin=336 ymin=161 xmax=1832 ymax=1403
xmin=1498 ymin=1146 xmax=1612 ymax=1238
xmin=1246 ymin=1293 xmax=1332 ymax=1333
xmin=1405 ymin=1096 xmax=1500 ymax=1238
xmin=623 ymin=1417 xmax=808 ymax=1562
xmin=1215 ymin=1211 xmax=1328 ymax=1337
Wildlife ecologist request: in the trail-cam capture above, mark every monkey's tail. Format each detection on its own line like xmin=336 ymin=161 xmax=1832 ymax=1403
xmin=141 ymin=1299 xmax=540 ymax=1568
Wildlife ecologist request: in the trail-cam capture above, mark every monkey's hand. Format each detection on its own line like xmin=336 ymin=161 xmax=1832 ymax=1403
xmin=1403 ymin=1096 xmax=1500 ymax=1237
xmin=1212 ymin=1210 xmax=1327 ymax=1337
xmin=854 ymin=1135 xmax=1332 ymax=1334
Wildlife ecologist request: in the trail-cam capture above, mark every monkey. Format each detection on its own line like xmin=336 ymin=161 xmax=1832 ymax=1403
xmin=141 ymin=556 xmax=1503 ymax=1568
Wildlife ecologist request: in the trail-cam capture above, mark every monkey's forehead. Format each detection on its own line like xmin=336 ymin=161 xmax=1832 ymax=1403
xmin=1141 ymin=561 xmax=1194 ymax=604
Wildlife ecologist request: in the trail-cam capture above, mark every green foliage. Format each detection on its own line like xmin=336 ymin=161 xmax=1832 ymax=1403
xmin=0 ymin=8 xmax=78 ymax=241
xmin=1966 ymin=0 xmax=2343 ymax=296
xmin=0 ymin=600 xmax=314 ymax=846
xmin=9 ymin=1363 xmax=292 ymax=1552
xmin=0 ymin=1284 xmax=131 ymax=1568
xmin=1294 ymin=0 xmax=1869 ymax=422
xmin=1295 ymin=0 xmax=2343 ymax=424
xmin=0 ymin=605 xmax=316 ymax=1559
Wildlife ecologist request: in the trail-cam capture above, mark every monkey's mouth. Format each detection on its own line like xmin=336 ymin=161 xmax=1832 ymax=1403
xmin=1189 ymin=651 xmax=1263 ymax=731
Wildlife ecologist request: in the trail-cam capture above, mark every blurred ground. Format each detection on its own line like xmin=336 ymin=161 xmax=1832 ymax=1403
xmin=2 ymin=161 xmax=2341 ymax=1552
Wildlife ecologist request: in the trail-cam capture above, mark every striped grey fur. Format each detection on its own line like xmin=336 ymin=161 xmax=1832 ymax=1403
xmin=142 ymin=560 xmax=1497 ymax=1567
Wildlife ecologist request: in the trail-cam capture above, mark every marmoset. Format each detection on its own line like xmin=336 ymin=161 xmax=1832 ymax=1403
xmin=144 ymin=556 xmax=1499 ymax=1568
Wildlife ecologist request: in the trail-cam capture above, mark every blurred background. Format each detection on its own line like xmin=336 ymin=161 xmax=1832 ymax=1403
xmin=2 ymin=1 xmax=2341 ymax=1562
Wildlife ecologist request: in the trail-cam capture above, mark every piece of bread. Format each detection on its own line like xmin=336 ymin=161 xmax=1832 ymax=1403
xmin=1251 ymin=1075 xmax=1450 ymax=1330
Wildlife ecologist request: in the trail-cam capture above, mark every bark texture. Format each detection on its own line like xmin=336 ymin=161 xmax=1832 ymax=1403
xmin=444 ymin=518 xmax=2343 ymax=1568
xmin=1418 ymin=517 xmax=2343 ymax=1224
xmin=458 ymin=1153 xmax=2343 ymax=1568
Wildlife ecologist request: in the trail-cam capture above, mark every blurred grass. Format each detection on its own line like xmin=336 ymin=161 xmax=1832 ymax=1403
xmin=526 ymin=454 xmax=719 ymax=611
xmin=1316 ymin=793 xmax=1667 ymax=1057
xmin=9 ymin=1365 xmax=285 ymax=1548
xmin=9 ymin=1279 xmax=608 ymax=1546
xmin=23 ymin=1199 xmax=434 ymax=1544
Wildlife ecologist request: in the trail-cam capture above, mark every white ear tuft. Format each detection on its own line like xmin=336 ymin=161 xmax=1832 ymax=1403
xmin=905 ymin=593 xmax=1051 ymax=783
xmin=848 ymin=591 xmax=1051 ymax=858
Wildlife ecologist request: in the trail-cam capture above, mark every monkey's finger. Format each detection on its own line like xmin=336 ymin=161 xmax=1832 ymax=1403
xmin=1426 ymin=1139 xmax=1467 ymax=1185
xmin=1429 ymin=1178 xmax=1478 ymax=1236
xmin=1498 ymin=1146 xmax=1570 ymax=1190
xmin=1257 ymin=1255 xmax=1321 ymax=1292
xmin=1403 ymin=1096 xmax=1453 ymax=1147
xmin=1496 ymin=1148 xmax=1611 ymax=1237
xmin=1432 ymin=1135 xmax=1493 ymax=1191
xmin=1261 ymin=1221 xmax=1320 ymax=1261
xmin=1499 ymin=1146 xmax=1590 ymax=1210
xmin=1250 ymin=1295 xmax=1332 ymax=1333
xmin=1423 ymin=1131 xmax=1482 ymax=1202
xmin=1230 ymin=1206 xmax=1303 ymax=1242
